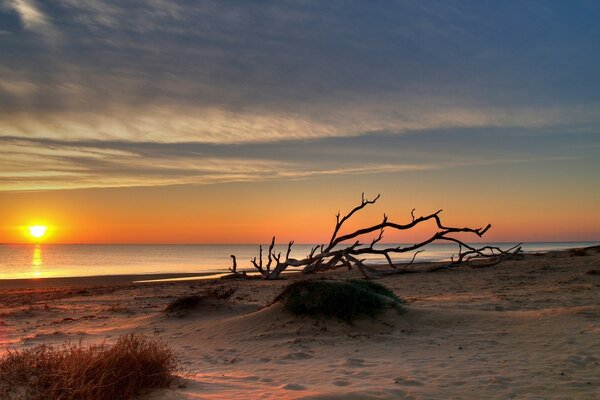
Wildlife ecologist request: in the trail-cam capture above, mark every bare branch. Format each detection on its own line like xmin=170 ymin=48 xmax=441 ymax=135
xmin=325 ymin=193 xmax=380 ymax=251
xmin=408 ymin=250 xmax=424 ymax=266
xmin=370 ymin=228 xmax=385 ymax=248
xmin=229 ymin=255 xmax=237 ymax=273
xmin=286 ymin=241 xmax=294 ymax=261
xmin=266 ymin=237 xmax=275 ymax=273
xmin=237 ymin=195 xmax=520 ymax=280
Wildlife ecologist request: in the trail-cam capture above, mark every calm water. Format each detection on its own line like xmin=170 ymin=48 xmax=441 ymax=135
xmin=0 ymin=242 xmax=596 ymax=280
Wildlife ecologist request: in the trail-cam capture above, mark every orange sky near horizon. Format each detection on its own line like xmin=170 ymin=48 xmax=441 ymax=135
xmin=2 ymin=166 xmax=599 ymax=245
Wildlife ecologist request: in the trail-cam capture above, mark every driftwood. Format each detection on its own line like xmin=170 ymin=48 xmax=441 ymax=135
xmin=225 ymin=254 xmax=249 ymax=278
xmin=231 ymin=194 xmax=522 ymax=279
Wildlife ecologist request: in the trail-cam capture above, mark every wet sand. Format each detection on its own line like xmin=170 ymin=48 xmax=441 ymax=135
xmin=0 ymin=272 xmax=213 ymax=289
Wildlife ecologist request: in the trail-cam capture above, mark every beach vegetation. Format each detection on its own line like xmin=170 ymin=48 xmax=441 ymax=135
xmin=0 ymin=334 xmax=178 ymax=400
xmin=274 ymin=279 xmax=406 ymax=322
xmin=165 ymin=284 xmax=237 ymax=316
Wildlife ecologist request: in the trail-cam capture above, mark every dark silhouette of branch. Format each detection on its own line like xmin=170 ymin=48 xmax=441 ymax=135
xmin=229 ymin=255 xmax=237 ymax=273
xmin=235 ymin=194 xmax=521 ymax=279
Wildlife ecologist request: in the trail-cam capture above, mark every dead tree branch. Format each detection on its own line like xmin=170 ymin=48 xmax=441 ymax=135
xmin=235 ymin=194 xmax=522 ymax=279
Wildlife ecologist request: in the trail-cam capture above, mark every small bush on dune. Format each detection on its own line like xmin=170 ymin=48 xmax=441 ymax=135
xmin=275 ymin=279 xmax=406 ymax=323
xmin=0 ymin=334 xmax=178 ymax=400
xmin=165 ymin=295 xmax=205 ymax=315
xmin=585 ymin=269 xmax=599 ymax=275
xmin=165 ymin=284 xmax=238 ymax=316
xmin=205 ymin=284 xmax=238 ymax=300
xmin=346 ymin=279 xmax=405 ymax=304
xmin=570 ymin=248 xmax=588 ymax=257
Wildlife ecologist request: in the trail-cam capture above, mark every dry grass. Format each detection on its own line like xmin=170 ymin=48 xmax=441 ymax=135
xmin=205 ymin=284 xmax=238 ymax=300
xmin=165 ymin=284 xmax=238 ymax=316
xmin=0 ymin=334 xmax=178 ymax=400
xmin=165 ymin=295 xmax=205 ymax=315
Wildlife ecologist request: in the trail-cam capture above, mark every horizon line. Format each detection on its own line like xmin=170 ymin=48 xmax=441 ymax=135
xmin=2 ymin=240 xmax=599 ymax=246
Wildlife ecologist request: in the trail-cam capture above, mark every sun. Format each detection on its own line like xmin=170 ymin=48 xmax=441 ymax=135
xmin=28 ymin=225 xmax=48 ymax=239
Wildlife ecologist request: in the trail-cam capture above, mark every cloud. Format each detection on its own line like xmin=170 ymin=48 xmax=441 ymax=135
xmin=8 ymin=0 xmax=46 ymax=27
xmin=5 ymin=0 xmax=58 ymax=40
xmin=0 ymin=131 xmax=591 ymax=191
xmin=2 ymin=96 xmax=599 ymax=144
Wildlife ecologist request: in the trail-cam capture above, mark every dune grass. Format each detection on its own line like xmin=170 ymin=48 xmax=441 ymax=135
xmin=165 ymin=284 xmax=238 ymax=316
xmin=347 ymin=279 xmax=405 ymax=303
xmin=0 ymin=334 xmax=178 ymax=400
xmin=165 ymin=294 xmax=205 ymax=315
xmin=275 ymin=279 xmax=406 ymax=322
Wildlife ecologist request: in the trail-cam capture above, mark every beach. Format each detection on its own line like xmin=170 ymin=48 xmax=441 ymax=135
xmin=1 ymin=246 xmax=599 ymax=399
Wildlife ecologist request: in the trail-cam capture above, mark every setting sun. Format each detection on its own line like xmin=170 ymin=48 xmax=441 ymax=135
xmin=28 ymin=225 xmax=48 ymax=239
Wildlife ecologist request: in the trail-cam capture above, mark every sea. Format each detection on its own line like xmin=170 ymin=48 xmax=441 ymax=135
xmin=0 ymin=242 xmax=597 ymax=280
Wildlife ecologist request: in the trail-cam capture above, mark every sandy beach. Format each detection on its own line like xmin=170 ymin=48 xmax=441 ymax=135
xmin=1 ymin=247 xmax=598 ymax=399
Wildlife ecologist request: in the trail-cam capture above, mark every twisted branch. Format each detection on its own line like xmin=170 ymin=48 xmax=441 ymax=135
xmin=237 ymin=194 xmax=521 ymax=279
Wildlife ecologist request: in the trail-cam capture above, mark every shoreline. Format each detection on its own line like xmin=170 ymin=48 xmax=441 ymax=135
xmin=0 ymin=272 xmax=215 ymax=289
xmin=0 ymin=244 xmax=598 ymax=289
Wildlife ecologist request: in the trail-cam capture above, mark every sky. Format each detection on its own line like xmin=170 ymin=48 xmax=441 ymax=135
xmin=0 ymin=0 xmax=599 ymax=244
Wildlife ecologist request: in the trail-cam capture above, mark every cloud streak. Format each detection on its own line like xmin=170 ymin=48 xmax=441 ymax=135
xmin=4 ymin=0 xmax=59 ymax=40
xmin=0 ymin=131 xmax=592 ymax=191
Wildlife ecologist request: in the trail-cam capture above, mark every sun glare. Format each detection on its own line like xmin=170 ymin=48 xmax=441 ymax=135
xmin=28 ymin=225 xmax=48 ymax=239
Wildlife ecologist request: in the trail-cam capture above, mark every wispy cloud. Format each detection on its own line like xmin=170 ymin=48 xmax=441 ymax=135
xmin=2 ymin=99 xmax=599 ymax=144
xmin=0 ymin=133 xmax=590 ymax=191
xmin=8 ymin=0 xmax=47 ymax=27
xmin=5 ymin=0 xmax=59 ymax=40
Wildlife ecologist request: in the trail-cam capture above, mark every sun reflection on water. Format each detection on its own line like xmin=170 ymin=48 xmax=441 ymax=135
xmin=31 ymin=245 xmax=42 ymax=278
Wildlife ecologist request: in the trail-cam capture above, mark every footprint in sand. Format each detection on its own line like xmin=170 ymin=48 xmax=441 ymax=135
xmin=282 ymin=383 xmax=306 ymax=390
xmin=201 ymin=355 xmax=218 ymax=365
xmin=333 ymin=379 xmax=352 ymax=386
xmin=284 ymin=351 xmax=314 ymax=360
xmin=345 ymin=358 xmax=365 ymax=367
xmin=344 ymin=358 xmax=377 ymax=368
xmin=239 ymin=375 xmax=260 ymax=382
xmin=393 ymin=376 xmax=424 ymax=386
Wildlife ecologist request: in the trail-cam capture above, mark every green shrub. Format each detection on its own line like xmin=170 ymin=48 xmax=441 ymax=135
xmin=275 ymin=279 xmax=405 ymax=322
xmin=345 ymin=279 xmax=405 ymax=304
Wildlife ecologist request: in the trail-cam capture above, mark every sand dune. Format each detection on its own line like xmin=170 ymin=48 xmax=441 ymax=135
xmin=1 ymin=248 xmax=599 ymax=399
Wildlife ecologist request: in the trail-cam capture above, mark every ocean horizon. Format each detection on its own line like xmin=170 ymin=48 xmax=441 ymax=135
xmin=1 ymin=242 xmax=597 ymax=280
